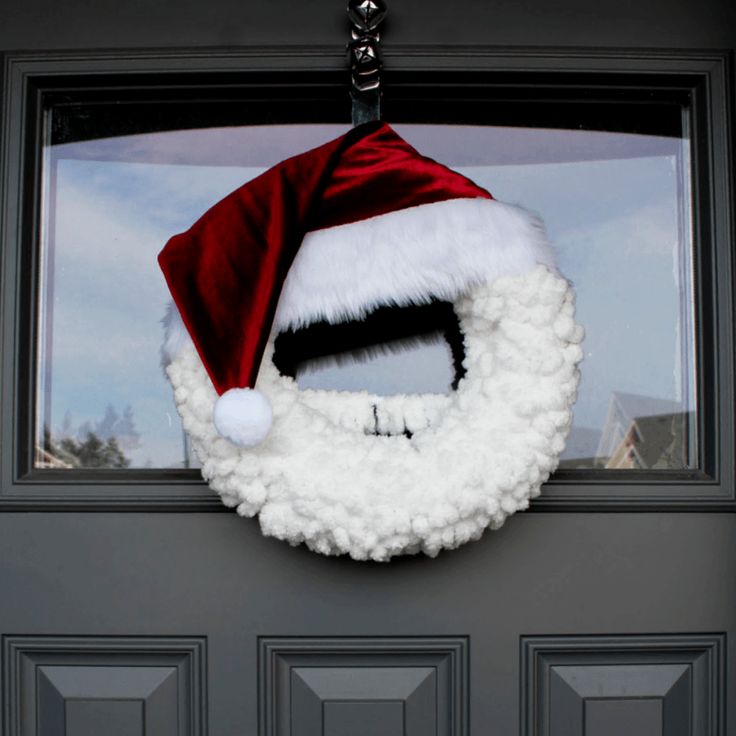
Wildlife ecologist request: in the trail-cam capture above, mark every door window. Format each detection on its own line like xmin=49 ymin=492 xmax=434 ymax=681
xmin=35 ymin=109 xmax=696 ymax=471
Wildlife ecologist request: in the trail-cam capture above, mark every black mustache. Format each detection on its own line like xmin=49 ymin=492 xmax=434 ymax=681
xmin=272 ymin=300 xmax=466 ymax=390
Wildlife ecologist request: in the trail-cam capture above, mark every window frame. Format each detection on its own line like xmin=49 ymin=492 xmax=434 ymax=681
xmin=1 ymin=46 xmax=733 ymax=510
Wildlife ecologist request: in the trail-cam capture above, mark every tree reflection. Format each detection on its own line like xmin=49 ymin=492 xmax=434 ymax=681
xmin=37 ymin=403 xmax=139 ymax=468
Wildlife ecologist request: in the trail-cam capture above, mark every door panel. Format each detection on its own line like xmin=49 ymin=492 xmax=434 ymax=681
xmin=523 ymin=635 xmax=724 ymax=736
xmin=1 ymin=513 xmax=733 ymax=733
xmin=5 ymin=636 xmax=205 ymax=736
xmin=260 ymin=637 xmax=466 ymax=736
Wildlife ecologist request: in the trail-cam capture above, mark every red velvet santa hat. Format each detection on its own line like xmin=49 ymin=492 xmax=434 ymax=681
xmin=159 ymin=121 xmax=555 ymax=447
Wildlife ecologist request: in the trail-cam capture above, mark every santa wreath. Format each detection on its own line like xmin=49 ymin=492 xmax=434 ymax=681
xmin=159 ymin=121 xmax=583 ymax=561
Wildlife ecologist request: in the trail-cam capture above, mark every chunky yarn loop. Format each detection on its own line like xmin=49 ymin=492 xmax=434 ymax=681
xmin=167 ymin=265 xmax=583 ymax=561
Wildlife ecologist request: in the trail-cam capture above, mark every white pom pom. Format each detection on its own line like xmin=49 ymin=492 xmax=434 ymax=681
xmin=213 ymin=388 xmax=272 ymax=448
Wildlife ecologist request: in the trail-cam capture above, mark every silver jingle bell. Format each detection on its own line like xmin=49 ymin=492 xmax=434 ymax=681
xmin=347 ymin=0 xmax=388 ymax=32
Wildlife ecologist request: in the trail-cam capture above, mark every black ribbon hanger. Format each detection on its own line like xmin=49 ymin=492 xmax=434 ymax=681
xmin=347 ymin=0 xmax=387 ymax=125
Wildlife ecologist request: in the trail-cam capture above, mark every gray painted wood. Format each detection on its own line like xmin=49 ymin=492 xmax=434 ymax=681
xmin=523 ymin=635 xmax=720 ymax=736
xmin=1 ymin=0 xmax=734 ymax=50
xmin=1 ymin=515 xmax=732 ymax=734
xmin=549 ymin=665 xmax=690 ymax=736
xmin=3 ymin=636 xmax=205 ymax=736
xmin=322 ymin=702 xmax=405 ymax=736
xmin=262 ymin=638 xmax=464 ymax=735
xmin=39 ymin=666 xmax=180 ymax=736
xmin=65 ymin=701 xmax=144 ymax=736
xmin=585 ymin=700 xmax=663 ymax=736
xmin=0 ymin=0 xmax=734 ymax=734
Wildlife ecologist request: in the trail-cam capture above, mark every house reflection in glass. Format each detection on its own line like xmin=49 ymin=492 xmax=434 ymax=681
xmin=562 ymin=391 xmax=695 ymax=469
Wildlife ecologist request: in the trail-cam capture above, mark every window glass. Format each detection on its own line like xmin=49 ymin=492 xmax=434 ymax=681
xmin=36 ymin=114 xmax=696 ymax=470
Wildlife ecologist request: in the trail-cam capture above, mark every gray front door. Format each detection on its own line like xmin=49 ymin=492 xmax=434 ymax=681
xmin=1 ymin=2 xmax=735 ymax=735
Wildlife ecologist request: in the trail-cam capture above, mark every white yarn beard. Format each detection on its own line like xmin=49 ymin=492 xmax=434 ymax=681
xmin=166 ymin=265 xmax=583 ymax=561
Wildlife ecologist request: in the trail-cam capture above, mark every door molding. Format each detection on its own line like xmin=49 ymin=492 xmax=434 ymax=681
xmin=3 ymin=634 xmax=207 ymax=736
xmin=521 ymin=633 xmax=726 ymax=736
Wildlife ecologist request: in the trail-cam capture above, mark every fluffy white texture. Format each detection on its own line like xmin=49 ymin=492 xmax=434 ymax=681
xmin=161 ymin=198 xmax=556 ymax=352
xmin=166 ymin=265 xmax=583 ymax=561
xmin=213 ymin=388 xmax=273 ymax=447
xmin=161 ymin=301 xmax=193 ymax=368
xmin=275 ymin=198 xmax=556 ymax=330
